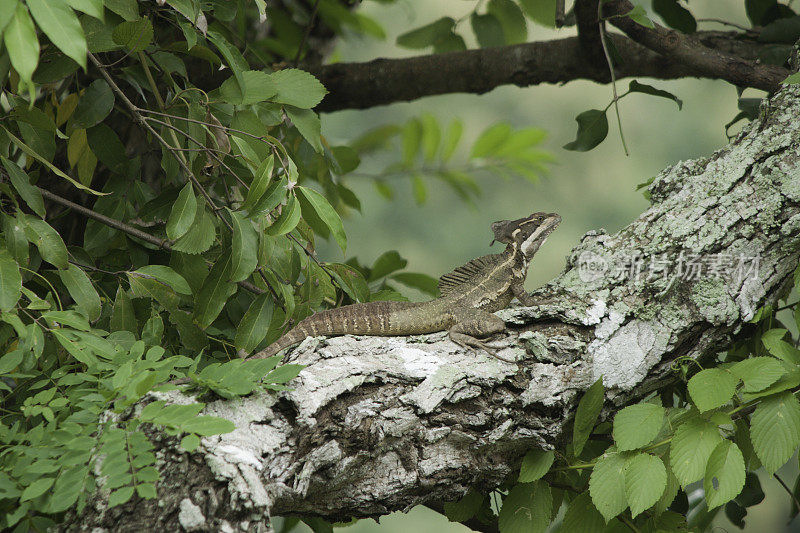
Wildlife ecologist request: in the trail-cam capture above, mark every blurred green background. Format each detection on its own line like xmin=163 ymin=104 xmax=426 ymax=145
xmin=307 ymin=0 xmax=798 ymax=531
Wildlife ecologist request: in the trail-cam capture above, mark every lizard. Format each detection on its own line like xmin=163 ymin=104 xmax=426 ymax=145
xmin=248 ymin=212 xmax=561 ymax=362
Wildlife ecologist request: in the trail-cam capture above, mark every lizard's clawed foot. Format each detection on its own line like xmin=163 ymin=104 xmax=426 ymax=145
xmin=449 ymin=332 xmax=518 ymax=363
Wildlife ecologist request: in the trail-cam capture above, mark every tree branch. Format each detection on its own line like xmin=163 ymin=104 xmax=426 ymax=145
xmin=59 ymin=85 xmax=800 ymax=531
xmin=312 ymin=33 xmax=788 ymax=112
xmin=603 ymin=0 xmax=787 ymax=92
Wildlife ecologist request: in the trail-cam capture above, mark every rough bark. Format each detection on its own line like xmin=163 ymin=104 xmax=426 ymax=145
xmin=61 ymin=86 xmax=800 ymax=532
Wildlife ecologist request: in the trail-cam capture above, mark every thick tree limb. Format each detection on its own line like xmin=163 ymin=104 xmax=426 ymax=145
xmin=604 ymin=0 xmax=787 ymax=92
xmin=61 ymin=86 xmax=800 ymax=531
xmin=313 ymin=32 xmax=787 ymax=112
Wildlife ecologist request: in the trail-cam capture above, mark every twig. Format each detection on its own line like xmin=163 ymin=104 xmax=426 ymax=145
xmin=598 ymin=14 xmax=629 ymax=155
xmin=773 ymin=473 xmax=800 ymax=515
xmin=556 ymin=0 xmax=566 ymax=27
xmin=293 ymin=0 xmax=323 ymax=65
xmin=696 ymin=18 xmax=752 ymax=32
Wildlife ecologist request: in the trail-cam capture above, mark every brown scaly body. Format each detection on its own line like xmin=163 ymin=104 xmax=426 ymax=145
xmin=249 ymin=212 xmax=561 ymax=361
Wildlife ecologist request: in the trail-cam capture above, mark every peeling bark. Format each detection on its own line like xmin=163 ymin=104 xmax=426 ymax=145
xmin=60 ymin=87 xmax=800 ymax=532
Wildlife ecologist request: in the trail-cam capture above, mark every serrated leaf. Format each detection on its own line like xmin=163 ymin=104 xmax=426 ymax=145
xmin=750 ymin=391 xmax=800 ymax=473
xmin=731 ymin=356 xmax=787 ymax=392
xmin=166 ymin=183 xmax=198 ymax=241
xmin=243 ymin=155 xmax=274 ymax=212
xmin=559 ymin=492 xmax=606 ymax=533
xmin=688 ymin=368 xmax=738 ymax=412
xmin=22 ymin=216 xmax=69 ymax=269
xmin=269 ymin=68 xmax=327 ymax=109
xmin=397 ymin=17 xmax=455 ymax=49
xmin=518 ymin=449 xmax=554 ymax=482
xmin=234 ymin=294 xmax=274 ymax=352
xmin=670 ymin=415 xmax=723 ymax=487
xmin=563 ymin=109 xmax=608 ymax=151
xmin=573 ymin=377 xmax=604 ymax=456
xmin=498 ymin=480 xmax=551 ymax=533
xmin=704 ymin=440 xmax=745 ymax=510
xmin=443 ymin=489 xmax=484 ymax=523
xmin=112 ymin=16 xmax=152 ymax=54
xmin=296 ymin=186 xmax=346 ymax=255
xmin=132 ymin=265 xmax=192 ymax=295
xmin=762 ymin=330 xmax=800 ymax=364
xmin=624 ymin=453 xmax=666 ymax=518
xmin=612 ymin=402 xmax=664 ymax=451
xmin=628 ymin=80 xmax=683 ymax=109
xmin=219 ymin=70 xmax=277 ymax=105
xmin=229 ymin=210 xmax=258 ymax=282
xmin=194 ymin=254 xmax=236 ymax=329
xmin=72 ymin=79 xmax=114 ymax=128
xmin=1 ymin=156 xmax=45 ymax=217
xmin=0 ymin=249 xmax=22 ymax=312
xmin=27 ymin=0 xmax=87 ymax=69
xmin=285 ymin=106 xmax=322 ymax=153
xmin=59 ymin=263 xmax=101 ymax=321
xmin=110 ymin=285 xmax=137 ymax=333
xmin=4 ymin=3 xmax=40 ymax=91
xmin=249 ymin=176 xmax=287 ymax=219
xmin=471 ymin=13 xmax=505 ymax=48
xmin=589 ymin=451 xmax=628 ymax=522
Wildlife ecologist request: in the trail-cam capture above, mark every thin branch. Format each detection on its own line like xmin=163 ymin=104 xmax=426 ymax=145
xmin=598 ymin=19 xmax=629 ymax=155
xmin=293 ymin=0 xmax=323 ymax=65
xmin=773 ymin=473 xmax=800 ymax=515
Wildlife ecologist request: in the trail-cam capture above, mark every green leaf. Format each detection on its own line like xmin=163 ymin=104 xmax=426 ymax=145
xmin=471 ymin=13 xmax=505 ymax=48
xmin=267 ymin=195 xmax=301 ymax=236
xmin=612 ymin=402 xmax=664 ymax=451
xmin=443 ymin=489 xmax=484 ymax=523
xmin=108 ymin=486 xmax=134 ymax=507
xmin=72 ymin=79 xmax=114 ymax=128
xmin=441 ymin=119 xmax=463 ymax=162
xmin=269 ymin=68 xmax=327 ymax=109
xmin=420 ymin=113 xmax=440 ymax=162
xmin=207 ymin=30 xmax=248 ymax=86
xmin=670 ymin=414 xmax=723 ymax=487
xmin=369 ymin=251 xmax=407 ymax=281
xmin=242 ymin=155 xmax=275 ymax=212
xmin=0 ymin=349 xmax=23 ymax=373
xmin=391 ymin=272 xmax=439 ymax=296
xmin=112 ymin=16 xmax=153 ymax=53
xmin=625 ymin=5 xmax=655 ymax=28
xmin=687 ymin=368 xmax=738 ymax=412
xmin=105 ymin=0 xmax=138 ymax=21
xmin=172 ymin=205 xmax=216 ymax=255
xmin=519 ymin=0 xmax=556 ymax=27
xmin=589 ymin=451 xmax=628 ymax=522
xmin=573 ymin=377 xmax=604 ymax=456
xmin=22 ymin=216 xmax=69 ymax=269
xmin=397 ymin=17 xmax=455 ymax=49
xmin=181 ymin=433 xmax=200 ymax=451
xmin=0 ymin=249 xmax=22 ymax=312
xmin=229 ymin=210 xmax=258 ymax=282
xmin=624 ymin=453 xmax=667 ymax=518
xmin=20 ymin=477 xmax=55 ymax=501
xmin=402 ymin=118 xmax=422 ymax=165
xmin=110 ymin=285 xmax=137 ymax=333
xmin=27 ymin=0 xmax=87 ymax=69
xmin=234 ymin=293 xmax=274 ymax=352
xmin=563 ymin=109 xmax=609 ymax=151
xmin=180 ymin=416 xmax=235 ymax=436
xmin=296 ymin=186 xmax=346 ymax=255
xmin=219 ymin=70 xmax=277 ymax=105
xmin=194 ymin=254 xmax=236 ymax=329
xmin=327 ymin=263 xmax=369 ymax=302
xmin=487 ymin=0 xmax=527 ymax=44
xmin=628 ymin=80 xmax=683 ymax=110
xmin=166 ymin=183 xmax=198 ymax=241
xmin=52 ymin=328 xmax=98 ymax=366
xmin=704 ymin=440 xmax=745 ymax=510
xmin=264 ymin=363 xmax=304 ymax=384
xmin=472 ymin=123 xmax=512 ymax=158
xmin=59 ymin=263 xmax=101 ymax=321
xmin=498 ymin=480 xmax=551 ymax=533
xmin=730 ymin=356 xmax=787 ymax=392
xmin=131 ymin=265 xmax=192 ymax=295
xmin=0 ymin=0 xmax=18 ymax=33
xmin=4 ymin=4 xmax=40 ymax=92
xmin=762 ymin=329 xmax=800 ymax=364
xmin=759 ymin=15 xmax=800 ymax=43
xmin=750 ymin=391 xmax=800 ymax=473
xmin=67 ymin=0 xmax=104 ymax=20
xmin=518 ymin=449 xmax=554 ymax=482
xmin=1 ymin=156 xmax=45 ymax=217
xmin=559 ymin=492 xmax=607 ymax=533
xmin=285 ymin=106 xmax=322 ymax=153
xmin=652 ymin=0 xmax=696 ymax=33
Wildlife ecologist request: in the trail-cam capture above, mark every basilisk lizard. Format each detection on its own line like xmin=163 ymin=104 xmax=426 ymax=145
xmin=249 ymin=212 xmax=561 ymax=362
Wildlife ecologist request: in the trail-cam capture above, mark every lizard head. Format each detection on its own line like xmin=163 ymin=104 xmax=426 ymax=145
xmin=490 ymin=212 xmax=561 ymax=258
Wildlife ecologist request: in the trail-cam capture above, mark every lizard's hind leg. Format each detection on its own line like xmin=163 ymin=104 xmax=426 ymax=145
xmin=448 ymin=309 xmax=516 ymax=363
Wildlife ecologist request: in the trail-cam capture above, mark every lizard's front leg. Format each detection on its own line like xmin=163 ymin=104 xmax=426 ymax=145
xmin=448 ymin=309 xmax=516 ymax=362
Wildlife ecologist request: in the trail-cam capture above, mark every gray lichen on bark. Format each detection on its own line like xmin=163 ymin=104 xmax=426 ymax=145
xmin=61 ymin=87 xmax=800 ymax=532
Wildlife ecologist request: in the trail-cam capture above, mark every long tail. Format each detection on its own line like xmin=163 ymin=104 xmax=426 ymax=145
xmin=247 ymin=301 xmax=423 ymax=360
